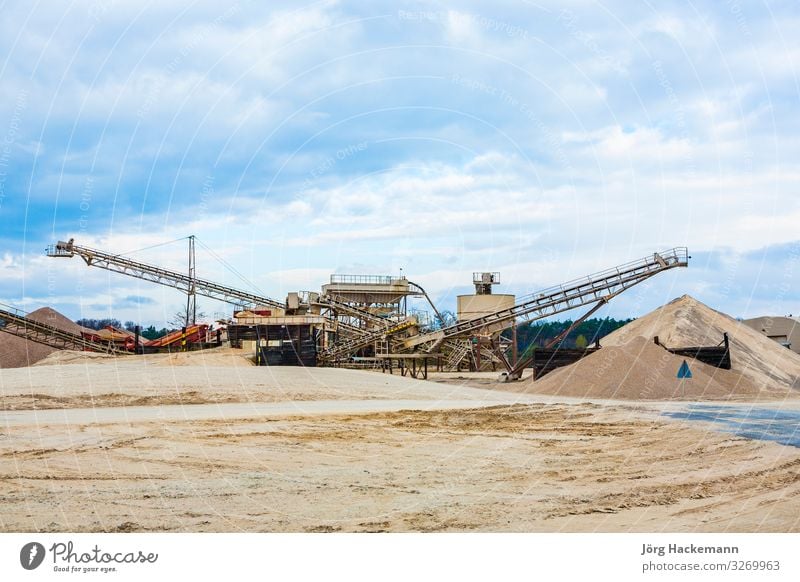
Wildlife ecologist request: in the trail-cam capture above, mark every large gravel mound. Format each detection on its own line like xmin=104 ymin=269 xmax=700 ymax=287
xmin=602 ymin=295 xmax=800 ymax=391
xmin=0 ymin=307 xmax=85 ymax=369
xmin=528 ymin=296 xmax=798 ymax=400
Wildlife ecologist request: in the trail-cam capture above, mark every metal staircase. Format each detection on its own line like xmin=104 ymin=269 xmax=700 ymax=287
xmin=321 ymin=317 xmax=418 ymax=360
xmin=335 ymin=319 xmax=371 ymax=337
xmin=443 ymin=339 xmax=471 ymax=371
xmin=314 ymin=295 xmax=393 ymax=329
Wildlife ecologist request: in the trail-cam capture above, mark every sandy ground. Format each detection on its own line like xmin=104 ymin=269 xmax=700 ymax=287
xmin=1 ymin=350 xmax=521 ymax=410
xmin=2 ymin=351 xmax=800 ymax=532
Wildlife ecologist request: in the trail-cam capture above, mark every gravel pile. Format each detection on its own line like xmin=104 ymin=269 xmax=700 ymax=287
xmin=603 ymin=295 xmax=800 ymax=391
xmin=0 ymin=307 xmax=84 ymax=368
xmin=529 ymin=296 xmax=798 ymax=400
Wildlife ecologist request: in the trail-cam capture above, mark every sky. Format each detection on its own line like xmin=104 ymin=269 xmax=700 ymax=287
xmin=1 ymin=0 xmax=799 ymax=326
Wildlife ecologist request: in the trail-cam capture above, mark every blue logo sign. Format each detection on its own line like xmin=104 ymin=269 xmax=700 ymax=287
xmin=677 ymin=360 xmax=693 ymax=379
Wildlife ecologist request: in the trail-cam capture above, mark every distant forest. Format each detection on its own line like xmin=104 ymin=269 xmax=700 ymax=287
xmin=506 ymin=317 xmax=634 ymax=351
xmin=75 ymin=318 xmax=170 ymax=340
xmin=74 ymin=316 xmax=632 ymax=346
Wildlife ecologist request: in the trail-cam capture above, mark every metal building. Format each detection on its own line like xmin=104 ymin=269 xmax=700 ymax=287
xmin=227 ymin=295 xmax=330 ymax=366
xmin=450 ymin=272 xmax=516 ymax=372
xmin=321 ymin=274 xmax=416 ymax=322
xmin=743 ymin=316 xmax=800 ymax=354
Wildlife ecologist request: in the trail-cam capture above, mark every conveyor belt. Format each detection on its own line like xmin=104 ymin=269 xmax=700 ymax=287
xmin=0 ymin=303 xmax=124 ymax=354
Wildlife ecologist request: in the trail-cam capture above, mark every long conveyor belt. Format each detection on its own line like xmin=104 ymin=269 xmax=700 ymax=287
xmin=404 ymin=247 xmax=689 ymax=351
xmin=0 ymin=303 xmax=124 ymax=354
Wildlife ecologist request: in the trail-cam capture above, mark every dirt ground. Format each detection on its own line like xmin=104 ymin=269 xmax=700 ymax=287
xmin=2 ymin=352 xmax=800 ymax=533
xmin=0 ymin=352 xmax=526 ymax=411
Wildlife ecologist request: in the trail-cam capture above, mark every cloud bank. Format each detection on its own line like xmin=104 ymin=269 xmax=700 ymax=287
xmin=1 ymin=0 xmax=798 ymax=324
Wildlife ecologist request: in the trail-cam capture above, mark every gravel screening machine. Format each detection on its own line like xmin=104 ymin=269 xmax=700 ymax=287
xmin=47 ymin=238 xmax=688 ymax=372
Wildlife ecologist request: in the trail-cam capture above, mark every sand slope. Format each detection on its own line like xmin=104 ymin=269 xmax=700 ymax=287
xmin=522 ymin=295 xmax=797 ymax=400
xmin=527 ymin=336 xmax=765 ymax=400
xmin=32 ymin=346 xmax=254 ymax=367
xmin=1 ymin=356 xmax=528 ymax=411
xmin=603 ymin=295 xmax=800 ymax=391
xmin=3 ymin=401 xmax=799 ymax=532
xmin=0 ymin=307 xmax=87 ymax=368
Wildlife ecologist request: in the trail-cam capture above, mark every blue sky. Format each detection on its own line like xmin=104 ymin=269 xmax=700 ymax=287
xmin=1 ymin=0 xmax=799 ymax=326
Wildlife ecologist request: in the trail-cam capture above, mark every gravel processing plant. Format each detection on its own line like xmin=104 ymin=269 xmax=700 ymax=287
xmin=2 ymin=241 xmax=800 ymax=532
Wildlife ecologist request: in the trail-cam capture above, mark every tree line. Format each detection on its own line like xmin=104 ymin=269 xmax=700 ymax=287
xmin=75 ymin=319 xmax=171 ymax=340
xmin=507 ymin=317 xmax=634 ymax=351
xmin=75 ymin=313 xmax=630 ymax=346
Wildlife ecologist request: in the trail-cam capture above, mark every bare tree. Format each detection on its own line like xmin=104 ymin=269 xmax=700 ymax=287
xmin=168 ymin=310 xmax=207 ymax=329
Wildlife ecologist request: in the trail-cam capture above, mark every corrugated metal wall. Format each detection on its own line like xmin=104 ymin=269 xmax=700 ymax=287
xmin=229 ymin=324 xmax=318 ymax=366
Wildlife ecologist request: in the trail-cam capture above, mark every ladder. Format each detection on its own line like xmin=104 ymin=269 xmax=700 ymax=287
xmin=443 ymin=339 xmax=471 ymax=371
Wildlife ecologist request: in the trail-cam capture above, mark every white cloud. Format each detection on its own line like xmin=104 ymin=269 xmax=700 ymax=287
xmin=2 ymin=0 xmax=800 ymax=320
xmin=563 ymin=125 xmax=693 ymax=163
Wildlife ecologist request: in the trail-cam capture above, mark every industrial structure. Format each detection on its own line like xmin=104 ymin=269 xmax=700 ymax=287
xmin=38 ymin=238 xmax=691 ymax=379
xmin=743 ymin=316 xmax=800 ymax=354
xmin=228 ymin=295 xmax=326 ymax=367
xmin=0 ymin=302 xmax=125 ymax=354
xmin=453 ymin=272 xmax=516 ymax=372
xmin=0 ymin=301 xmax=223 ymax=356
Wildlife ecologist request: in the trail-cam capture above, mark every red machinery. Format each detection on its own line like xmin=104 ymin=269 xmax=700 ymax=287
xmin=145 ymin=324 xmax=209 ymax=348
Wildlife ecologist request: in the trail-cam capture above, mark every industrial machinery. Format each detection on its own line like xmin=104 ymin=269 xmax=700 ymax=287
xmin=47 ymin=239 xmax=285 ymax=310
xmin=46 ymin=238 xmax=689 ymax=373
xmin=321 ymin=247 xmax=690 ymax=378
xmin=403 ymin=248 xmax=689 ymax=352
xmin=452 ymin=272 xmax=516 ymax=371
xmin=45 ymin=238 xmax=436 ymax=362
xmin=46 ymin=238 xmax=342 ymax=362
xmin=0 ymin=302 xmax=125 ymax=354
xmin=144 ymin=324 xmax=211 ymax=349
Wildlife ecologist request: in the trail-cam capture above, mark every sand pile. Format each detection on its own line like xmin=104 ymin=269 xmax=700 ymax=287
xmin=150 ymin=347 xmax=255 ymax=367
xmin=528 ymin=335 xmax=764 ymax=400
xmin=32 ymin=350 xmax=117 ymax=366
xmin=0 ymin=307 xmax=87 ymax=369
xmin=602 ymin=295 xmax=800 ymax=392
xmin=525 ymin=295 xmax=799 ymax=400
xmin=27 ymin=307 xmax=86 ymax=335
xmin=33 ymin=346 xmax=254 ymax=368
